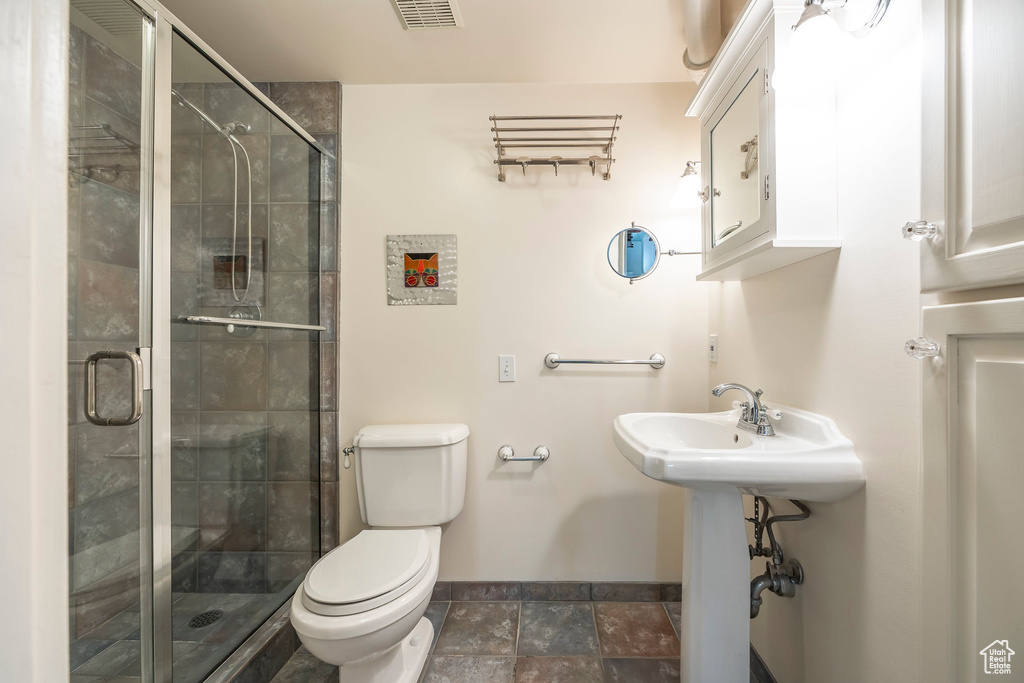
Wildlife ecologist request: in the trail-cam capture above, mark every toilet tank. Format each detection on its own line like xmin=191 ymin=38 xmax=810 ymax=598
xmin=353 ymin=424 xmax=469 ymax=527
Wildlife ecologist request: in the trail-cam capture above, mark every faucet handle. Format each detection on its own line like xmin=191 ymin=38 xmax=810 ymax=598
xmin=762 ymin=405 xmax=783 ymax=421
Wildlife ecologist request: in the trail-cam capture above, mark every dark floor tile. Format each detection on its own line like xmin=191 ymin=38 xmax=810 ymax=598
xmin=69 ymin=638 xmax=115 ymax=671
xmin=269 ymin=653 xmax=338 ymax=682
xmin=517 ymin=602 xmax=598 ymax=657
xmin=431 ymin=581 xmax=451 ymax=601
xmin=71 ymin=639 xmax=140 ymax=676
xmin=422 ymin=656 xmax=514 ymax=683
xmin=590 ymin=582 xmax=661 ymax=602
xmin=79 ymin=611 xmax=140 ymax=641
xmin=514 ymin=656 xmax=603 ymax=683
xmin=664 ymin=602 xmax=681 ymax=639
xmin=172 ymin=641 xmax=223 ymax=683
xmin=594 ymin=603 xmax=680 ymax=658
xmin=522 ymin=582 xmax=591 ymax=602
xmin=660 ymin=583 xmax=682 ymax=602
xmin=424 ymin=601 xmax=449 ymax=652
xmin=450 ymin=581 xmax=521 ymax=601
xmin=602 ymin=658 xmax=682 ymax=683
xmin=433 ymin=602 xmax=519 ymax=656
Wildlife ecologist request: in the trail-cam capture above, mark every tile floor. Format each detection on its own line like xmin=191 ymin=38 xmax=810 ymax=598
xmin=271 ymin=599 xmax=687 ymax=683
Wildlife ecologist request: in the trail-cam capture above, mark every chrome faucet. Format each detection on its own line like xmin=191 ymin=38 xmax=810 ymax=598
xmin=712 ymin=383 xmax=776 ymax=437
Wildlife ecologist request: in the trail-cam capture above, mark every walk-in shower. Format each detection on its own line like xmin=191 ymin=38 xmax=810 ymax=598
xmin=67 ymin=0 xmax=332 ymax=680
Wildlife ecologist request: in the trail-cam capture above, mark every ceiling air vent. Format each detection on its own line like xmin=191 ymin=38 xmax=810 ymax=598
xmin=71 ymin=0 xmax=144 ymax=36
xmin=390 ymin=0 xmax=464 ymax=30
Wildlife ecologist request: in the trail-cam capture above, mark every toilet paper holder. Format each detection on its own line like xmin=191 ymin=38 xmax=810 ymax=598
xmin=497 ymin=445 xmax=550 ymax=462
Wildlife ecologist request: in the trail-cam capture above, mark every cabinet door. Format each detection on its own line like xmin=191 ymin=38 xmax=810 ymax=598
xmin=921 ymin=298 xmax=1024 ymax=681
xmin=921 ymin=0 xmax=1024 ymax=291
xmin=702 ymin=39 xmax=771 ymax=267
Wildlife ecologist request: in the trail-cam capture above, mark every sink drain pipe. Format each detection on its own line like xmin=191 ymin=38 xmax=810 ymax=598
xmin=747 ymin=497 xmax=810 ymax=619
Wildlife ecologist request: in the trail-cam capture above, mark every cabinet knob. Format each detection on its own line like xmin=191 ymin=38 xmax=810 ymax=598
xmin=905 ymin=337 xmax=940 ymax=359
xmin=902 ymin=220 xmax=939 ymax=241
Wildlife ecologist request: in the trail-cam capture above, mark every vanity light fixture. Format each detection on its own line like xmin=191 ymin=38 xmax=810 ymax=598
xmin=671 ymin=161 xmax=707 ymax=209
xmin=773 ymin=0 xmax=891 ymax=91
xmin=795 ymin=0 xmax=891 ymax=38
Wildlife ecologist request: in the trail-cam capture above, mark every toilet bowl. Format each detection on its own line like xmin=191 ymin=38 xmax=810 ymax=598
xmin=290 ymin=527 xmax=441 ymax=682
xmin=290 ymin=423 xmax=469 ymax=683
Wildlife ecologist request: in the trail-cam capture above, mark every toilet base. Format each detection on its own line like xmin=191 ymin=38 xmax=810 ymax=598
xmin=338 ymin=617 xmax=433 ymax=683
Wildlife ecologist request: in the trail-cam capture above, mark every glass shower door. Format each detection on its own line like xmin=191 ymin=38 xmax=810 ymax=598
xmin=165 ymin=29 xmax=323 ymax=683
xmin=67 ymin=0 xmax=155 ymax=679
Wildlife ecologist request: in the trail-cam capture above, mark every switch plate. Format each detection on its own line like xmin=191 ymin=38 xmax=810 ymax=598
xmin=709 ymin=334 xmax=719 ymax=363
xmin=499 ymin=355 xmax=515 ymax=382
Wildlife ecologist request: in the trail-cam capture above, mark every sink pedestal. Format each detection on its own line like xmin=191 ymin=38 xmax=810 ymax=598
xmin=681 ymin=488 xmax=749 ymax=683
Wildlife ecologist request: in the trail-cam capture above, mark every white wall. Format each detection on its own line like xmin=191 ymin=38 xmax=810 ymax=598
xmin=0 ymin=0 xmax=71 ymax=680
xmin=339 ymin=82 xmax=709 ymax=581
xmin=709 ymin=2 xmax=923 ymax=681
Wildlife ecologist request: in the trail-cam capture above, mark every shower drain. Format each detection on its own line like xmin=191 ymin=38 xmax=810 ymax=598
xmin=187 ymin=610 xmax=224 ymax=629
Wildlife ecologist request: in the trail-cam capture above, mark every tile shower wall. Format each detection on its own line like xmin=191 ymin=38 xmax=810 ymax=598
xmin=267 ymin=80 xmax=341 ymax=559
xmin=67 ymin=22 xmax=145 ymax=638
xmin=169 ymin=80 xmax=340 ymax=599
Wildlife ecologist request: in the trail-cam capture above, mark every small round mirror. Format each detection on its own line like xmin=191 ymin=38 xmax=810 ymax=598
xmin=607 ymin=224 xmax=661 ymax=282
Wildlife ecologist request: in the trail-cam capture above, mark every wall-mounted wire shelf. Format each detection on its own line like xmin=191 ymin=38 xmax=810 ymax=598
xmin=69 ymin=124 xmax=140 ymax=179
xmin=69 ymin=124 xmax=140 ymax=157
xmin=490 ymin=115 xmax=621 ymax=182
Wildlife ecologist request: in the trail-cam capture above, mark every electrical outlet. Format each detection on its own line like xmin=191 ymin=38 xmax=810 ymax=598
xmin=709 ymin=334 xmax=719 ymax=363
xmin=499 ymin=355 xmax=515 ymax=382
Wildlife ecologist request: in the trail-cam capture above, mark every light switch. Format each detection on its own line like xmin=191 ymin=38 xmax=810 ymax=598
xmin=499 ymin=355 xmax=515 ymax=382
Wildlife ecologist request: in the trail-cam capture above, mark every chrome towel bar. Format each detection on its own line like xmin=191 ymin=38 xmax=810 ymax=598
xmin=179 ymin=315 xmax=326 ymax=332
xmin=544 ymin=353 xmax=665 ymax=369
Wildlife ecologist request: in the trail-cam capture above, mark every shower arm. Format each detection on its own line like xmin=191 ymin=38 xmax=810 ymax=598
xmin=171 ymin=89 xmax=232 ymax=143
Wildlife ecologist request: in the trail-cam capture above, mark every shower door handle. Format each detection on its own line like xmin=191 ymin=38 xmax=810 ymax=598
xmin=85 ymin=350 xmax=145 ymax=426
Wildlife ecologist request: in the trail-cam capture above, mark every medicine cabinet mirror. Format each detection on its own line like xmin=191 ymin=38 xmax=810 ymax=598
xmin=710 ymin=69 xmax=763 ymax=248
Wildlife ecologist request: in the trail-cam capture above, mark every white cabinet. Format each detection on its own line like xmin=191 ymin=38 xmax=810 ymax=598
xmin=920 ymin=0 xmax=1024 ymax=291
xmin=687 ymin=0 xmax=840 ymax=281
xmin=915 ymin=2 xmax=1024 ymax=680
xmin=920 ymin=298 xmax=1024 ymax=682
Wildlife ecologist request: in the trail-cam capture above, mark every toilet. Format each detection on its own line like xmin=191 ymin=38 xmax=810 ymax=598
xmin=290 ymin=423 xmax=469 ymax=683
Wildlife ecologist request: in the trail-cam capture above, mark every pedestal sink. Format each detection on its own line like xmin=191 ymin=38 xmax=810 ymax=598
xmin=612 ymin=406 xmax=864 ymax=683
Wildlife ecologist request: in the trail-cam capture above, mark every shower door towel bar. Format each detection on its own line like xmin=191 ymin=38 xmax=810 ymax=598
xmin=180 ymin=315 xmax=326 ymax=332
xmin=544 ymin=353 xmax=665 ymax=369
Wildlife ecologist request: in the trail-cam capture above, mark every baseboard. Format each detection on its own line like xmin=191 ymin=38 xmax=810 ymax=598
xmin=750 ymin=644 xmax=780 ymax=683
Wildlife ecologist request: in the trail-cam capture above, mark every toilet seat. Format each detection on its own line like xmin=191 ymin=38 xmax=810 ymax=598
xmin=302 ymin=529 xmax=430 ymax=617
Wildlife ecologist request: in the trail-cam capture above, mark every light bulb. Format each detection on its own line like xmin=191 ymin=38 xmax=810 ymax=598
xmin=772 ymin=10 xmax=851 ymax=92
xmin=671 ymin=165 xmax=703 ymax=209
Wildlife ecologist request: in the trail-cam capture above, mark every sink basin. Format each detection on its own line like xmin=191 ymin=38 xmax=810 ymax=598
xmin=612 ymin=405 xmax=863 ymax=682
xmin=612 ymin=406 xmax=864 ymax=502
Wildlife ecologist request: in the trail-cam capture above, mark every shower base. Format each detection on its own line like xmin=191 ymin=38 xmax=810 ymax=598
xmin=69 ymin=592 xmax=281 ymax=682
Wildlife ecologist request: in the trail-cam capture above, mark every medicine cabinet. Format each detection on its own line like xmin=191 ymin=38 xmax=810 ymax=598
xmin=686 ymin=0 xmax=840 ymax=281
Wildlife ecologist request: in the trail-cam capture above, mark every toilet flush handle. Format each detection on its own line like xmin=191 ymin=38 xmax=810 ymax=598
xmin=343 ymin=446 xmax=354 ymax=470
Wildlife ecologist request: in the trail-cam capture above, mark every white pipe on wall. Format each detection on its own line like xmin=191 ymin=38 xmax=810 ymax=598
xmin=682 ymin=0 xmax=724 ymax=78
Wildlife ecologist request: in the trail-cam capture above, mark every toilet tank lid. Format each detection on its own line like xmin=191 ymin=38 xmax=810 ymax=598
xmin=353 ymin=423 xmax=470 ymax=449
